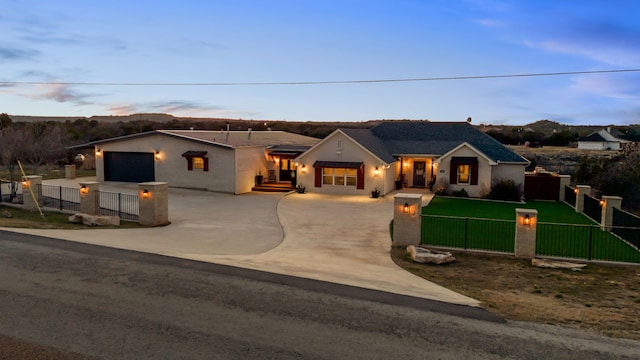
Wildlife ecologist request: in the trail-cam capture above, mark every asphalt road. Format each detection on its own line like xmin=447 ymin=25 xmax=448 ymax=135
xmin=0 ymin=231 xmax=638 ymax=359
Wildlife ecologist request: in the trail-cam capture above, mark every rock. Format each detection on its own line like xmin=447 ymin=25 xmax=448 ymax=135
xmin=2 ymin=210 xmax=11 ymax=218
xmin=407 ymin=245 xmax=456 ymax=264
xmin=68 ymin=213 xmax=120 ymax=227
xmin=531 ymin=258 xmax=586 ymax=271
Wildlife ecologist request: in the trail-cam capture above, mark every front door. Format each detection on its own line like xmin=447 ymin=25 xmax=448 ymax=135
xmin=413 ymin=161 xmax=426 ymax=187
xmin=279 ymin=159 xmax=293 ymax=181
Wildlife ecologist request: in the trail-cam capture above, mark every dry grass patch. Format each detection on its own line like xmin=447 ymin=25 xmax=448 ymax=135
xmin=391 ymin=248 xmax=640 ymax=340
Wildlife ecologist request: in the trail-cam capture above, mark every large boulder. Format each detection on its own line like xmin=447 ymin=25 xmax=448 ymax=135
xmin=407 ymin=245 xmax=455 ymax=264
xmin=69 ymin=213 xmax=120 ymax=227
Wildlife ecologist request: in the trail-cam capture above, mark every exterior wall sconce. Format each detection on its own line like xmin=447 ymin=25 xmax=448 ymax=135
xmin=599 ymin=199 xmax=605 ymax=207
xmin=79 ymin=185 xmax=88 ymax=195
xmin=523 ymin=214 xmax=531 ymax=226
xmin=95 ymin=149 xmax=102 ymax=156
xmin=21 ymin=179 xmax=28 ymax=188
xmin=301 ymin=164 xmax=306 ymax=174
xmin=142 ymin=189 xmax=150 ymax=199
xmin=274 ymin=157 xmax=280 ymax=164
xmin=574 ymin=187 xmax=578 ymax=194
xmin=403 ymin=161 xmax=408 ymax=168
xmin=155 ymin=151 xmax=160 ymax=160
xmin=374 ymin=166 xmax=379 ymax=176
xmin=403 ymin=202 xmax=409 ymax=214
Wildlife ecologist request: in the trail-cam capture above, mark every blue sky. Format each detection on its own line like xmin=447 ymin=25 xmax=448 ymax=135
xmin=1 ymin=0 xmax=640 ymax=125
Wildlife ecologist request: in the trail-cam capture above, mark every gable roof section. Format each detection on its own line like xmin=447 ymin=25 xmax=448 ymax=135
xmin=367 ymin=121 xmax=527 ymax=164
xmin=67 ymin=130 xmax=319 ymax=150
xmin=579 ymin=129 xmax=630 ymax=143
xmin=339 ymin=128 xmax=397 ymax=163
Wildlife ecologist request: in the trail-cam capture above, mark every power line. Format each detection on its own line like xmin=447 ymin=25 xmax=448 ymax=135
xmin=2 ymin=68 xmax=640 ymax=87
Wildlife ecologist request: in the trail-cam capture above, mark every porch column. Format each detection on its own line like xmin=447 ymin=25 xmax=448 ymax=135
xmin=138 ymin=182 xmax=169 ymax=226
xmin=600 ymin=196 xmax=622 ymax=231
xmin=515 ymin=208 xmax=538 ymax=259
xmin=392 ymin=193 xmax=422 ymax=247
xmin=79 ymin=181 xmax=100 ymax=215
xmin=574 ymin=185 xmax=591 ymax=213
xmin=558 ymin=175 xmax=571 ymax=202
xmin=22 ymin=175 xmax=42 ymax=211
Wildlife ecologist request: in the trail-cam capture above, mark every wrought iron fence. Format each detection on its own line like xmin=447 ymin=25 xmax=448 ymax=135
xmin=38 ymin=184 xmax=80 ymax=212
xmin=564 ymin=185 xmax=576 ymax=206
xmin=0 ymin=180 xmax=23 ymax=204
xmin=583 ymin=195 xmax=601 ymax=223
xmin=421 ymin=215 xmax=515 ymax=253
xmin=537 ymin=222 xmax=640 ymax=263
xmin=612 ymin=208 xmax=640 ymax=249
xmin=96 ymin=190 xmax=139 ymax=221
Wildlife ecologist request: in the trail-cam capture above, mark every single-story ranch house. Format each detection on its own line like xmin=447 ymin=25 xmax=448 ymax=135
xmin=577 ymin=128 xmax=631 ymax=151
xmin=294 ymin=121 xmax=529 ymax=197
xmin=71 ymin=129 xmax=319 ymax=194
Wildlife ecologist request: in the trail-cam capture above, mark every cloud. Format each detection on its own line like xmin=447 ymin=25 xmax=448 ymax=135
xmin=107 ymin=100 xmax=260 ymax=118
xmin=0 ymin=47 xmax=39 ymax=61
xmin=29 ymin=84 xmax=92 ymax=106
xmin=571 ymin=73 xmax=640 ymax=102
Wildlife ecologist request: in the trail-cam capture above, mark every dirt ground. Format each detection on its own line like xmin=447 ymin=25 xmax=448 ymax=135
xmin=391 ymin=247 xmax=640 ymax=340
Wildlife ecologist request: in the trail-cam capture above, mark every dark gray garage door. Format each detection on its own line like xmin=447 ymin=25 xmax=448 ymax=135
xmin=104 ymin=152 xmax=155 ymax=182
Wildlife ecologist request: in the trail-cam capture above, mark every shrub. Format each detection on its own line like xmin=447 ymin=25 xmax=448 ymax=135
xmin=451 ymin=188 xmax=468 ymax=197
xmin=489 ymin=178 xmax=522 ymax=201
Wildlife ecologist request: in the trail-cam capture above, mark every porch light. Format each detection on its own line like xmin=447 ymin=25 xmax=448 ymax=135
xmin=274 ymin=157 xmax=279 ymax=164
xmin=403 ymin=161 xmax=408 ymax=167
xmin=79 ymin=185 xmax=88 ymax=195
xmin=574 ymin=187 xmax=578 ymax=194
xmin=21 ymin=179 xmax=28 ymax=188
xmin=599 ymin=199 xmax=605 ymax=207
xmin=301 ymin=164 xmax=306 ymax=174
xmin=155 ymin=151 xmax=160 ymax=160
xmin=403 ymin=202 xmax=409 ymax=214
xmin=523 ymin=214 xmax=531 ymax=226
xmin=95 ymin=149 xmax=102 ymax=156
xmin=142 ymin=189 xmax=150 ymax=198
xmin=374 ymin=166 xmax=379 ymax=176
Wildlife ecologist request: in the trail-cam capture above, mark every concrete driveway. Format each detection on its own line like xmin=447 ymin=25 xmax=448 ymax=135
xmin=6 ymin=178 xmax=478 ymax=306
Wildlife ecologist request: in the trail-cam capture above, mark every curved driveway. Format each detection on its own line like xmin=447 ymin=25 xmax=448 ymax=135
xmin=5 ymin=178 xmax=478 ymax=306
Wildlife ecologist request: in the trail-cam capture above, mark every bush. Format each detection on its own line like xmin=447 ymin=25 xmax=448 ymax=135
xmin=451 ymin=188 xmax=468 ymax=197
xmin=488 ymin=178 xmax=522 ymax=201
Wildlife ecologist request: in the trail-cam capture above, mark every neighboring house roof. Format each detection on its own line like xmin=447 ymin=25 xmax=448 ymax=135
xmin=339 ymin=121 xmax=527 ymax=164
xmin=68 ymin=130 xmax=319 ymax=150
xmin=578 ymin=128 xmax=630 ymax=143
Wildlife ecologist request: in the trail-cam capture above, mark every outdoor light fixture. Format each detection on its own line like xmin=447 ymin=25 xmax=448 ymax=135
xmin=574 ymin=187 xmax=578 ymax=194
xmin=599 ymin=199 xmax=605 ymax=207
xmin=155 ymin=151 xmax=160 ymax=160
xmin=79 ymin=185 xmax=88 ymax=195
xmin=403 ymin=202 xmax=409 ymax=214
xmin=374 ymin=166 xmax=379 ymax=176
xmin=95 ymin=149 xmax=102 ymax=156
xmin=301 ymin=164 xmax=306 ymax=174
xmin=523 ymin=214 xmax=531 ymax=226
xmin=21 ymin=179 xmax=28 ymax=187
xmin=142 ymin=189 xmax=150 ymax=198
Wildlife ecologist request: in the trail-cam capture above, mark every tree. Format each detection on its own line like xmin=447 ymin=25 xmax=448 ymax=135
xmin=0 ymin=113 xmax=12 ymax=129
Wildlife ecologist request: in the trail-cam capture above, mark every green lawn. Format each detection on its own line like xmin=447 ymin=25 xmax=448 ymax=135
xmin=421 ymin=196 xmax=640 ymax=263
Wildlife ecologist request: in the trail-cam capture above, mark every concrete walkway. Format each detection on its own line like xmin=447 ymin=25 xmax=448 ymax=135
xmin=5 ymin=178 xmax=478 ymax=306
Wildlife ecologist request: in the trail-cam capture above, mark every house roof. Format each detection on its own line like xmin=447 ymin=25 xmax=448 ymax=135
xmin=578 ymin=129 xmax=630 ymax=143
xmin=341 ymin=121 xmax=527 ymax=164
xmin=67 ymin=129 xmax=319 ymax=150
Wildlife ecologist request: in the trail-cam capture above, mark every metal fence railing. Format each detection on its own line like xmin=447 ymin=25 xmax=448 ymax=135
xmin=421 ymin=215 xmax=515 ymax=253
xmin=583 ymin=195 xmax=601 ymax=223
xmin=537 ymin=222 xmax=640 ymax=263
xmin=612 ymin=208 xmax=640 ymax=249
xmin=96 ymin=190 xmax=139 ymax=221
xmin=564 ymin=185 xmax=576 ymax=207
xmin=38 ymin=184 xmax=80 ymax=212
xmin=0 ymin=180 xmax=23 ymax=204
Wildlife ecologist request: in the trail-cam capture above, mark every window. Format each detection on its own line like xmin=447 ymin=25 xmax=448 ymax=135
xmin=457 ymin=164 xmax=470 ymax=184
xmin=322 ymin=167 xmax=357 ymax=186
xmin=193 ymin=157 xmax=204 ymax=170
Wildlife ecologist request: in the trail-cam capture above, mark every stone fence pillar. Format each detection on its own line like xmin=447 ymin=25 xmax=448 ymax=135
xmin=558 ymin=175 xmax=571 ymax=202
xmin=65 ymin=165 xmax=76 ymax=179
xmin=22 ymin=175 xmax=42 ymax=210
xmin=515 ymin=208 xmax=538 ymax=259
xmin=600 ymin=196 xmax=622 ymax=231
xmin=574 ymin=185 xmax=591 ymax=213
xmin=79 ymin=181 xmax=100 ymax=215
xmin=392 ymin=193 xmax=422 ymax=247
xmin=138 ymin=182 xmax=169 ymax=226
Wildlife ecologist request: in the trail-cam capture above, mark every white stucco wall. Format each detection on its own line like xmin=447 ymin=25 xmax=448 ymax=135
xmin=235 ymin=146 xmax=272 ymax=194
xmin=295 ymin=131 xmax=390 ymax=195
xmin=491 ymin=163 xmax=527 ymax=192
xmin=95 ymin=134 xmax=239 ymax=193
xmin=437 ymin=145 xmax=492 ymax=198
xmin=577 ymin=141 xmax=620 ymax=150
